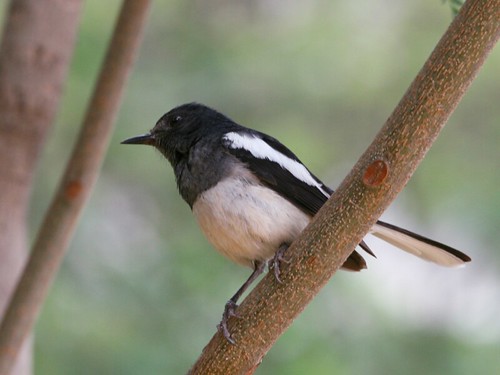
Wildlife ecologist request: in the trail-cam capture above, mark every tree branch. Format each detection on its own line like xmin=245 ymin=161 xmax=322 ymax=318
xmin=0 ymin=1 xmax=151 ymax=374
xmin=190 ymin=0 xmax=500 ymax=373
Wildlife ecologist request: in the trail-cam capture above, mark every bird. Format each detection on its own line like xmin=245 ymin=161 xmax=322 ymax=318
xmin=122 ymin=102 xmax=471 ymax=343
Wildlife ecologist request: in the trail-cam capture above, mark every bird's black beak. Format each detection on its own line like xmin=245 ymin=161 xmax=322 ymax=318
xmin=121 ymin=133 xmax=155 ymax=146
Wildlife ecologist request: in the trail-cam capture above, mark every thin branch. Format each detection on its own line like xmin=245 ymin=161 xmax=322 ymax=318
xmin=190 ymin=0 xmax=500 ymax=373
xmin=0 ymin=1 xmax=151 ymax=373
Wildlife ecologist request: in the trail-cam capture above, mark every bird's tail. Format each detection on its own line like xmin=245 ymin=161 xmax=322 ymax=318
xmin=370 ymin=220 xmax=471 ymax=266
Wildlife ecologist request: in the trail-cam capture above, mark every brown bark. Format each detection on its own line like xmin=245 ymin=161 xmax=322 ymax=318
xmin=0 ymin=1 xmax=83 ymax=374
xmin=0 ymin=1 xmax=151 ymax=374
xmin=190 ymin=0 xmax=500 ymax=373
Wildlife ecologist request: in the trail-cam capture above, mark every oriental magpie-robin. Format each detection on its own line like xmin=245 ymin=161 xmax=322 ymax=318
xmin=122 ymin=102 xmax=470 ymax=343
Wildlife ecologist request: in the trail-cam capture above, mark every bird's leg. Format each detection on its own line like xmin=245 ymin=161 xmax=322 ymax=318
xmin=269 ymin=243 xmax=290 ymax=283
xmin=218 ymin=260 xmax=266 ymax=344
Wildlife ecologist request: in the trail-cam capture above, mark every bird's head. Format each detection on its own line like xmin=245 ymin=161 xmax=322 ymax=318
xmin=121 ymin=102 xmax=233 ymax=166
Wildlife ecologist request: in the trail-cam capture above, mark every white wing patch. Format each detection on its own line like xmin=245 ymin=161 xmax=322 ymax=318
xmin=223 ymin=132 xmax=330 ymax=197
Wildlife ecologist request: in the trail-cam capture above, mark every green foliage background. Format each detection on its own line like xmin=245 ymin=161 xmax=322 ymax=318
xmin=1 ymin=0 xmax=498 ymax=374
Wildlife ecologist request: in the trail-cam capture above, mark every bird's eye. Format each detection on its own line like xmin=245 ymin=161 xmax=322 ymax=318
xmin=171 ymin=115 xmax=182 ymax=126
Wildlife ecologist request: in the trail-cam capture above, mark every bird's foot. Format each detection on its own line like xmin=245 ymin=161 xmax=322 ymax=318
xmin=269 ymin=244 xmax=290 ymax=283
xmin=217 ymin=299 xmax=239 ymax=344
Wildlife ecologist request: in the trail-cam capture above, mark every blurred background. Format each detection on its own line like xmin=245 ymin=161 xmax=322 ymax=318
xmin=2 ymin=0 xmax=499 ymax=373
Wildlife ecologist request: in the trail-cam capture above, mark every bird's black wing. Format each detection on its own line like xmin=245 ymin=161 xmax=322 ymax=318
xmin=222 ymin=130 xmax=332 ymax=216
xmin=221 ymin=130 xmax=373 ymax=271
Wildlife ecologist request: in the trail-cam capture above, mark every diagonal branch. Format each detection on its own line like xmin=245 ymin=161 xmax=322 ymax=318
xmin=190 ymin=0 xmax=500 ymax=373
xmin=0 ymin=1 xmax=151 ymax=374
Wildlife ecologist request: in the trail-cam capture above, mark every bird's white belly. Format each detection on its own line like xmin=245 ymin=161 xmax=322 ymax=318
xmin=192 ymin=177 xmax=311 ymax=268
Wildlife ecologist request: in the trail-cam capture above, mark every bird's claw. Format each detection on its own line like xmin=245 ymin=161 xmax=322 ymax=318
xmin=269 ymin=244 xmax=290 ymax=283
xmin=217 ymin=300 xmax=239 ymax=344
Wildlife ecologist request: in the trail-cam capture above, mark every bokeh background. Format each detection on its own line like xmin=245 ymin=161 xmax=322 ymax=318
xmin=2 ymin=0 xmax=499 ymax=374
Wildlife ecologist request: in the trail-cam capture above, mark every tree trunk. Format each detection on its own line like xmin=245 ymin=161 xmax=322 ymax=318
xmin=0 ymin=1 xmax=151 ymax=374
xmin=0 ymin=1 xmax=83 ymax=374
